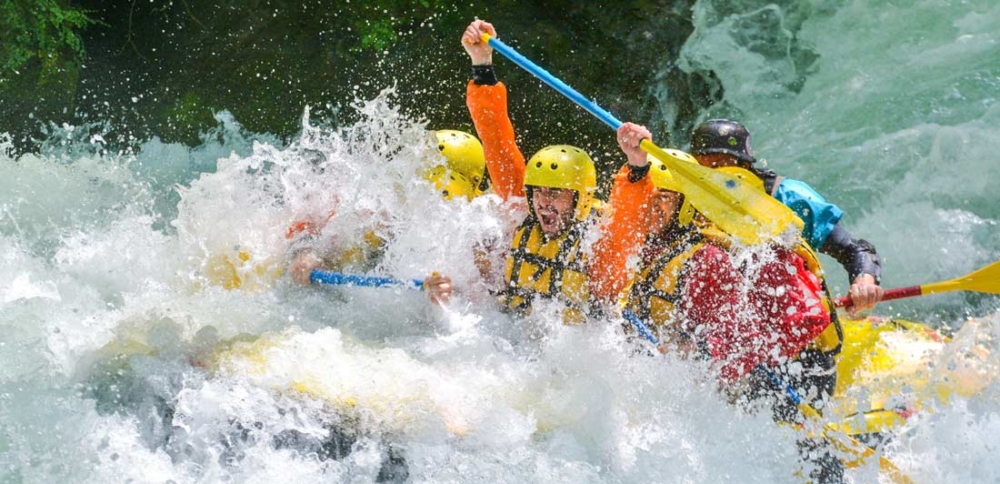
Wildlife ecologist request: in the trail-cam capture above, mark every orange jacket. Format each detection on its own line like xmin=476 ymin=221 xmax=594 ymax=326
xmin=466 ymin=81 xmax=525 ymax=201
xmin=590 ymin=165 xmax=655 ymax=303
xmin=467 ymin=80 xmax=646 ymax=306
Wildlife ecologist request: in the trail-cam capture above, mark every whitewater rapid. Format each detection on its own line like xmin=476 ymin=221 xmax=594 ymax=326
xmin=0 ymin=96 xmax=808 ymax=483
xmin=3 ymin=1 xmax=1000 ymax=483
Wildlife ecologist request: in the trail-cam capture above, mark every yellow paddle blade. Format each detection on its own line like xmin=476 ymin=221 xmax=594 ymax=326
xmin=826 ymin=432 xmax=913 ymax=484
xmin=923 ymin=260 xmax=1000 ymax=295
xmin=640 ymin=140 xmax=804 ymax=245
xmin=798 ymin=401 xmax=912 ymax=483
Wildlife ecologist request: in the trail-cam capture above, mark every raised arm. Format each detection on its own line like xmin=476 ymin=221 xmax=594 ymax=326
xmin=463 ymin=20 xmax=525 ymax=201
xmin=590 ymin=123 xmax=655 ymax=303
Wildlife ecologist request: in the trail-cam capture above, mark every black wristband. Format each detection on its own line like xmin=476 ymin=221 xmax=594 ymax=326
xmin=627 ymin=164 xmax=650 ymax=183
xmin=471 ymin=65 xmax=498 ymax=85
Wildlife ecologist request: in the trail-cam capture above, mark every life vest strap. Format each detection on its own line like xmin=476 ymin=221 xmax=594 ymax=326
xmin=502 ymin=218 xmax=589 ymax=314
xmin=627 ymin=229 xmax=703 ymax=331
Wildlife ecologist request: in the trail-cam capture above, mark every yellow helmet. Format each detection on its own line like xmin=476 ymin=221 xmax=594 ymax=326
xmin=647 ymin=150 xmax=699 ymax=227
xmin=425 ymin=164 xmax=478 ymax=201
xmin=523 ymin=145 xmax=597 ymax=222
xmin=433 ymin=130 xmax=487 ymax=192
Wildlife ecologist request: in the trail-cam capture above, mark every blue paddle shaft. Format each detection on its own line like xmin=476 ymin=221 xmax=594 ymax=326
xmin=310 ymin=269 xmax=424 ymax=290
xmin=485 ymin=35 xmax=623 ymax=130
xmin=761 ymin=367 xmax=803 ymax=405
xmin=622 ymin=309 xmax=661 ymax=346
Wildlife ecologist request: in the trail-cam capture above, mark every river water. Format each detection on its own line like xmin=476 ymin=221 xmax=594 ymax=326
xmin=2 ymin=1 xmax=999 ymax=483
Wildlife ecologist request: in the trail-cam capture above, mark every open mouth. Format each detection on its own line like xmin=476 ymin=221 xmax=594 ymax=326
xmin=537 ymin=210 xmax=559 ymax=230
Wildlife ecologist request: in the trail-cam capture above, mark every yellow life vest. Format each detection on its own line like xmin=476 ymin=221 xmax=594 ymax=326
xmin=498 ymin=219 xmax=590 ymax=324
xmin=325 ymin=229 xmax=386 ymax=272
xmin=625 ymin=229 xmax=709 ymax=343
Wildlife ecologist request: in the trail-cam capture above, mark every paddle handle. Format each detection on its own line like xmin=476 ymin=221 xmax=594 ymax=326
xmin=485 ymin=34 xmax=672 ymax=161
xmin=834 ymin=285 xmax=922 ymax=309
xmin=482 ymin=34 xmax=623 ymax=130
xmin=310 ymin=269 xmax=424 ymax=290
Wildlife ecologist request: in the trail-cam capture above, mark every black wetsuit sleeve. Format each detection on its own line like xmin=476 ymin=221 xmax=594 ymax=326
xmin=820 ymin=223 xmax=882 ymax=285
xmin=471 ymin=65 xmax=498 ymax=85
xmin=627 ymin=164 xmax=650 ymax=183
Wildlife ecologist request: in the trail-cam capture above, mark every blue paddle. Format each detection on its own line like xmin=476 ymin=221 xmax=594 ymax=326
xmin=310 ymin=269 xmax=424 ymax=290
xmin=479 ymin=32 xmax=802 ymax=245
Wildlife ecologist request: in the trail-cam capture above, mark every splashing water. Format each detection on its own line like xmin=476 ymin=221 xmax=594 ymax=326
xmin=0 ymin=86 xmax=813 ymax=483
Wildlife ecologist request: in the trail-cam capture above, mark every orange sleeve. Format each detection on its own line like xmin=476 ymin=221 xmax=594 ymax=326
xmin=285 ymin=219 xmax=318 ymax=240
xmin=589 ymin=165 xmax=655 ymax=303
xmin=466 ymin=80 xmax=525 ymax=201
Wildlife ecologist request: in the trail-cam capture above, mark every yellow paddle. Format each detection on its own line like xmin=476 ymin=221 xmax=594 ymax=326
xmin=480 ymin=33 xmax=803 ymax=245
xmin=640 ymin=139 xmax=803 ymax=244
xmin=836 ymin=260 xmax=1000 ymax=309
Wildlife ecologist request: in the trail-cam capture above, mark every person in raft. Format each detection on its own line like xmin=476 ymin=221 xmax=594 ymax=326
xmin=424 ymin=20 xmax=632 ymax=321
xmin=610 ymin=123 xmax=846 ymax=483
xmin=286 ymin=129 xmax=489 ymax=287
xmin=689 ymin=119 xmax=884 ymax=313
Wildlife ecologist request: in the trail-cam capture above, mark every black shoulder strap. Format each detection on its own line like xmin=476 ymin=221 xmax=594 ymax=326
xmin=753 ymin=167 xmax=780 ymax=196
xmin=632 ymin=231 xmax=703 ymax=320
xmin=507 ymin=216 xmax=537 ymax=285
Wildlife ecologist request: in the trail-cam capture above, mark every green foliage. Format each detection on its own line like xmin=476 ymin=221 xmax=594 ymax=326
xmin=0 ymin=0 xmax=716 ymax=161
xmin=162 ymin=91 xmax=216 ymax=146
xmin=351 ymin=0 xmax=439 ymax=53
xmin=0 ymin=0 xmax=99 ymax=80
xmin=358 ymin=18 xmax=398 ymax=52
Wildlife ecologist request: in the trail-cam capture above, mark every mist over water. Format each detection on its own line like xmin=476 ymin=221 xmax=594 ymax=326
xmin=2 ymin=1 xmax=1000 ymax=483
xmin=0 ymin=93 xmax=806 ymax=483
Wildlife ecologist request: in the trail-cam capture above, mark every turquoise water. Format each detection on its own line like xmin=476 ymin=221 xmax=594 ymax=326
xmin=2 ymin=1 xmax=1000 ymax=483
xmin=676 ymin=0 xmax=1000 ymax=321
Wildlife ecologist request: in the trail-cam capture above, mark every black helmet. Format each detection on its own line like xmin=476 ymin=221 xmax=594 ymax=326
xmin=690 ymin=119 xmax=755 ymax=164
